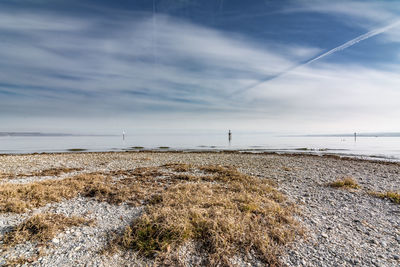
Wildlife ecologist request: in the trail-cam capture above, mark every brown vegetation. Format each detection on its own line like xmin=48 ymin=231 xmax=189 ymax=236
xmin=26 ymin=167 xmax=83 ymax=177
xmin=328 ymin=177 xmax=360 ymax=189
xmin=0 ymin=171 xmax=171 ymax=213
xmin=0 ymin=173 xmax=106 ymax=213
xmin=0 ymin=172 xmax=15 ymax=179
xmin=1 ymin=162 xmax=302 ymax=266
xmin=0 ymin=167 xmax=82 ymax=180
xmin=369 ymin=191 xmax=400 ymax=204
xmin=2 ymin=213 xmax=93 ymax=246
xmin=4 ymin=256 xmax=30 ymax=267
xmin=110 ymin=165 xmax=301 ymax=266
xmin=163 ymin=163 xmax=193 ymax=172
xmin=111 ymin=166 xmax=165 ymax=179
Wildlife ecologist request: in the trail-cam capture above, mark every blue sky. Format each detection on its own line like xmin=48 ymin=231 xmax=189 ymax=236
xmin=1 ymin=0 xmax=400 ymax=134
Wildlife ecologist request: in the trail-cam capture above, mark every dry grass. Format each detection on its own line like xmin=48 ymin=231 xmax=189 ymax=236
xmin=111 ymin=167 xmax=165 ymax=178
xmin=2 ymin=213 xmax=94 ymax=246
xmin=26 ymin=167 xmax=83 ymax=177
xmin=0 ymin=167 xmax=82 ymax=179
xmin=4 ymin=256 xmax=30 ymax=266
xmin=0 ymin=168 xmax=171 ymax=213
xmin=163 ymin=163 xmax=193 ymax=172
xmin=0 ymin=172 xmax=14 ymax=179
xmin=172 ymin=173 xmax=201 ymax=181
xmin=0 ymin=173 xmax=107 ymax=213
xmin=110 ymin=165 xmax=301 ymax=266
xmin=0 ymin=173 xmax=148 ymax=213
xmin=1 ymin=163 xmax=301 ymax=265
xmin=328 ymin=177 xmax=360 ymax=189
xmin=369 ymin=191 xmax=400 ymax=204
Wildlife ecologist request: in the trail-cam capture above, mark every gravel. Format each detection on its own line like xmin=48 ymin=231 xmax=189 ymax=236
xmin=0 ymin=152 xmax=399 ymax=266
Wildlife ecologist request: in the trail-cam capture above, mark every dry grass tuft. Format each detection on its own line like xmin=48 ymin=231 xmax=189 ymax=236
xmin=29 ymin=167 xmax=83 ymax=177
xmin=1 ymin=162 xmax=302 ymax=265
xmin=0 ymin=173 xmax=107 ymax=213
xmin=369 ymin=191 xmax=400 ymax=204
xmin=163 ymin=163 xmax=193 ymax=172
xmin=199 ymin=164 xmax=231 ymax=174
xmin=0 ymin=168 xmax=82 ymax=180
xmin=172 ymin=173 xmax=200 ymax=181
xmin=0 ymin=172 xmax=14 ymax=179
xmin=4 ymin=256 xmax=29 ymax=266
xmin=0 ymin=172 xmax=170 ymax=213
xmin=110 ymin=165 xmax=301 ymax=266
xmin=112 ymin=167 xmax=165 ymax=178
xmin=0 ymin=166 xmax=173 ymax=213
xmin=2 ymin=213 xmax=94 ymax=246
xmin=328 ymin=177 xmax=360 ymax=189
xmin=10 ymin=167 xmax=83 ymax=178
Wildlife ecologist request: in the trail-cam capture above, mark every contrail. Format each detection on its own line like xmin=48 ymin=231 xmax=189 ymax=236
xmin=234 ymin=19 xmax=400 ymax=94
xmin=306 ymin=20 xmax=400 ymax=65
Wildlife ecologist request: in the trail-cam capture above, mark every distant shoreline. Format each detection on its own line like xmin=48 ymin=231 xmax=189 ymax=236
xmin=0 ymin=132 xmax=116 ymax=137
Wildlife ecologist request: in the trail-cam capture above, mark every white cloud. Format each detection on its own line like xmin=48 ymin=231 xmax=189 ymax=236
xmin=0 ymin=12 xmax=319 ymax=111
xmin=1 ymin=4 xmax=400 ymax=133
xmin=289 ymin=0 xmax=400 ymax=43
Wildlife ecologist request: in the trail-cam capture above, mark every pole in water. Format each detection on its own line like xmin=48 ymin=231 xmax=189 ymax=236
xmin=354 ymin=132 xmax=357 ymax=142
xmin=122 ymin=131 xmax=126 ymax=141
xmin=228 ymin=130 xmax=232 ymax=142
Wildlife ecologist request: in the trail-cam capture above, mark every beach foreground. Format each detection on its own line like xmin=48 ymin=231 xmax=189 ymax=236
xmin=0 ymin=152 xmax=399 ymax=266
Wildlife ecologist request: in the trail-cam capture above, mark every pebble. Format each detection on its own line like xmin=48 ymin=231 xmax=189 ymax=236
xmin=0 ymin=152 xmax=399 ymax=267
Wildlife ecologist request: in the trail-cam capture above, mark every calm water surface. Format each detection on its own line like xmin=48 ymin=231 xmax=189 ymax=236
xmin=0 ymin=133 xmax=399 ymax=161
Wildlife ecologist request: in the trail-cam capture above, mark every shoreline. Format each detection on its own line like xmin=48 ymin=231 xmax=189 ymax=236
xmin=0 ymin=152 xmax=399 ymax=266
xmin=2 ymin=149 xmax=400 ymax=165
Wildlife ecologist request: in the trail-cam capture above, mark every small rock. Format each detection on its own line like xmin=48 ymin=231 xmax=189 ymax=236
xmin=350 ymin=259 xmax=359 ymax=265
xmin=52 ymin=238 xmax=59 ymax=244
xmin=393 ymin=255 xmax=400 ymax=260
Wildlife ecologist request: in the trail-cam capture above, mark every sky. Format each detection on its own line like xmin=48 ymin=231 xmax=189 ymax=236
xmin=1 ymin=0 xmax=400 ymax=134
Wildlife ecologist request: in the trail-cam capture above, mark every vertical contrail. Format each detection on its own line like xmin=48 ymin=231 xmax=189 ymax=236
xmin=234 ymin=20 xmax=400 ymax=95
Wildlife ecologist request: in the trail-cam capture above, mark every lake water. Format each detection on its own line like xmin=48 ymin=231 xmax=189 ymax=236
xmin=1 ymin=133 xmax=400 ymax=161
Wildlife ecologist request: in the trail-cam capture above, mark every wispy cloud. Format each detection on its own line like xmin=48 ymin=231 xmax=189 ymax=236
xmin=307 ymin=20 xmax=400 ymax=63
xmin=0 ymin=9 xmax=314 ymax=116
xmin=1 ymin=1 xmax=400 ymax=133
xmin=238 ymin=18 xmax=400 ymax=93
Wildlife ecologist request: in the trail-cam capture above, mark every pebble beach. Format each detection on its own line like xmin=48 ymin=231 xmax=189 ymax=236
xmin=0 ymin=151 xmax=399 ymax=266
